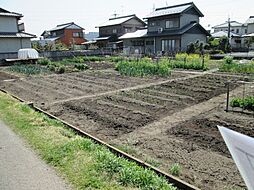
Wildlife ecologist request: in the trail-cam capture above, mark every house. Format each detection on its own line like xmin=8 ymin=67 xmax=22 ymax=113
xmin=210 ymin=30 xmax=242 ymax=48
xmin=120 ymin=2 xmax=210 ymax=55
xmin=95 ymin=14 xmax=146 ymax=49
xmin=213 ymin=21 xmax=247 ymax=36
xmin=245 ymin=16 xmax=254 ymax=34
xmin=0 ymin=7 xmax=36 ymax=54
xmin=41 ymin=22 xmax=85 ymax=47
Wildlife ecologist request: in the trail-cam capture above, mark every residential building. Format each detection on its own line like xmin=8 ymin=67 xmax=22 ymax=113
xmin=41 ymin=22 xmax=85 ymax=47
xmin=0 ymin=7 xmax=35 ymax=53
xmin=120 ymin=2 xmax=210 ymax=55
xmin=245 ymin=16 xmax=254 ymax=34
xmin=96 ymin=14 xmax=146 ymax=49
xmin=213 ymin=21 xmax=247 ymax=36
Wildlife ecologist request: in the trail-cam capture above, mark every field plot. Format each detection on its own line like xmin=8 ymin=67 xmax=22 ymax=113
xmin=0 ymin=70 xmax=182 ymax=107
xmin=0 ymin=67 xmax=249 ymax=190
xmin=47 ymin=74 xmax=240 ymax=141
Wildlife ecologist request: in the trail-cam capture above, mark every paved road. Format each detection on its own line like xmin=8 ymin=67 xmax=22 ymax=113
xmin=0 ymin=120 xmax=72 ymax=190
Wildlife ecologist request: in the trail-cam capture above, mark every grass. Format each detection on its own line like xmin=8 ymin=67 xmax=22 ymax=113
xmin=169 ymin=163 xmax=181 ymax=177
xmin=0 ymin=92 xmax=176 ymax=190
xmin=219 ymin=62 xmax=254 ymax=74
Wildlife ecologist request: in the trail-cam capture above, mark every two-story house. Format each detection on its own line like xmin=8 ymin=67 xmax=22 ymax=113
xmin=41 ymin=22 xmax=85 ymax=47
xmin=120 ymin=2 xmax=210 ymax=55
xmin=0 ymin=7 xmax=35 ymax=54
xmin=95 ymin=14 xmax=146 ymax=49
xmin=245 ymin=16 xmax=254 ymax=34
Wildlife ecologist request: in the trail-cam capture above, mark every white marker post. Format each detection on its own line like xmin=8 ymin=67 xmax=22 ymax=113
xmin=218 ymin=126 xmax=254 ymax=190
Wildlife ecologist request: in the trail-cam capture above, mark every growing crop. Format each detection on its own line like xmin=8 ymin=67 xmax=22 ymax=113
xmin=168 ymin=53 xmax=208 ymax=70
xmin=223 ymin=56 xmax=234 ymax=64
xmin=74 ymin=63 xmax=89 ymax=71
xmin=116 ymin=58 xmax=171 ymax=77
xmin=230 ymin=96 xmax=254 ymax=111
xmin=219 ymin=62 xmax=254 ymax=74
xmin=8 ymin=64 xmax=49 ymax=75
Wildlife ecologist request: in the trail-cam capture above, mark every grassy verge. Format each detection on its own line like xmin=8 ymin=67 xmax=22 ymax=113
xmin=0 ymin=92 xmax=176 ymax=190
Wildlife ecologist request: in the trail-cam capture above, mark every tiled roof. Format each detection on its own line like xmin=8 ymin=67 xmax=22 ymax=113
xmin=97 ymin=15 xmax=140 ymax=27
xmin=0 ymin=32 xmax=36 ymax=38
xmin=144 ymin=2 xmax=203 ymax=19
xmin=0 ymin=7 xmax=22 ymax=17
xmin=48 ymin=22 xmax=84 ymax=32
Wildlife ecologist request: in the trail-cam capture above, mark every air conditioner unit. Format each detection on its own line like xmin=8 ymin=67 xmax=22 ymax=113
xmin=158 ymin=28 xmax=163 ymax=33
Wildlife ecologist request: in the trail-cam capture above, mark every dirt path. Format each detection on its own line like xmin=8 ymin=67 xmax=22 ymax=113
xmin=0 ymin=120 xmax=72 ymax=190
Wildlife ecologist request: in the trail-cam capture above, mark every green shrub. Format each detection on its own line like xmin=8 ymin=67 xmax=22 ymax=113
xmin=37 ymin=57 xmax=51 ymax=65
xmin=224 ymin=56 xmax=234 ymax=64
xmin=48 ymin=64 xmax=56 ymax=72
xmin=230 ymin=98 xmax=243 ymax=108
xmin=72 ymin=56 xmax=85 ymax=63
xmin=169 ymin=163 xmax=181 ymax=176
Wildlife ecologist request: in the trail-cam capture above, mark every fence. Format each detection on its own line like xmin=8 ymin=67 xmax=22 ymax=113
xmin=226 ymin=80 xmax=254 ymax=114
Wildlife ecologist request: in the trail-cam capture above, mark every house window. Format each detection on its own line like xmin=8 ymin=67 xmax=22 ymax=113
xmin=162 ymin=39 xmax=179 ymax=52
xmin=165 ymin=18 xmax=179 ymax=29
xmin=113 ymin=29 xmax=117 ymax=34
xmin=131 ymin=40 xmax=144 ymax=46
xmin=236 ymin=29 xmax=239 ymax=33
xmin=52 ymin=32 xmax=56 ymax=37
xmin=73 ymin=32 xmax=83 ymax=38
xmin=245 ymin=29 xmax=248 ymax=34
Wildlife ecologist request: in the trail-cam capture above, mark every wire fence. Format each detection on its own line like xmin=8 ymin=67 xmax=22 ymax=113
xmin=226 ymin=80 xmax=254 ymax=114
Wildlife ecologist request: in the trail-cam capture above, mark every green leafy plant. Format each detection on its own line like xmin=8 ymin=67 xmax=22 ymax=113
xmin=74 ymin=63 xmax=89 ymax=71
xmin=37 ymin=57 xmax=51 ymax=65
xmin=230 ymin=96 xmax=254 ymax=111
xmin=8 ymin=64 xmax=49 ymax=75
xmin=223 ymin=56 xmax=234 ymax=64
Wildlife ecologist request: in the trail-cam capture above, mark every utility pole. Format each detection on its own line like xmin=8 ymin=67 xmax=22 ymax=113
xmin=227 ymin=17 xmax=231 ymax=52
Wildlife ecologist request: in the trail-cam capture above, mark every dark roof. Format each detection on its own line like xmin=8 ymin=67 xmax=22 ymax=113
xmin=0 ymin=32 xmax=36 ymax=38
xmin=0 ymin=7 xmax=23 ymax=17
xmin=44 ymin=22 xmax=84 ymax=34
xmin=144 ymin=22 xmax=210 ymax=37
xmin=144 ymin=2 xmax=204 ymax=19
xmin=96 ymin=14 xmax=146 ymax=28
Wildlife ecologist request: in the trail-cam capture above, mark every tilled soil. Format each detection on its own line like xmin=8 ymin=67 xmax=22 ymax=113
xmin=0 ymin=71 xmax=18 ymax=81
xmin=0 ymin=69 xmax=250 ymax=190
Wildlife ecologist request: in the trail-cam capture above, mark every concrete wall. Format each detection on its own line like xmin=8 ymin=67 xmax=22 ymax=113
xmin=0 ymin=38 xmax=31 ymax=53
xmin=181 ymin=33 xmax=206 ymax=51
xmin=0 ymin=16 xmax=18 ymax=33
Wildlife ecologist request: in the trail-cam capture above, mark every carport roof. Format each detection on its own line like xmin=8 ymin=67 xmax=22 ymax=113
xmin=0 ymin=32 xmax=36 ymax=38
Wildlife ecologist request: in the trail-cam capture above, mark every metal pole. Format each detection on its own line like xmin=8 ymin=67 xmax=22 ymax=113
xmin=226 ymin=81 xmax=230 ymax=112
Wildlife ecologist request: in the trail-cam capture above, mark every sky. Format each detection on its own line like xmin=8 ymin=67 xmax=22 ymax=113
xmin=1 ymin=0 xmax=254 ymax=36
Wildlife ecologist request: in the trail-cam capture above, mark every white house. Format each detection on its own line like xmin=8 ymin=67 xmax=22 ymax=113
xmin=0 ymin=7 xmax=36 ymax=54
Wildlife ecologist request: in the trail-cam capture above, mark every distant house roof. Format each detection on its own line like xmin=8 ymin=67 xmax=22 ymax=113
xmin=211 ymin=31 xmax=240 ymax=38
xmin=213 ymin=21 xmax=243 ymax=28
xmin=245 ymin=16 xmax=254 ymax=24
xmin=0 ymin=7 xmax=23 ymax=17
xmin=96 ymin=14 xmax=145 ymax=28
xmin=0 ymin=32 xmax=36 ymax=38
xmin=144 ymin=2 xmax=204 ymax=19
xmin=95 ymin=36 xmax=111 ymax=41
xmin=119 ymin=29 xmax=147 ymax=39
xmin=42 ymin=22 xmax=84 ymax=35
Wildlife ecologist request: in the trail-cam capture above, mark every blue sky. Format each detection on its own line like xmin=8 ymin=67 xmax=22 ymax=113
xmin=0 ymin=0 xmax=253 ymax=36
